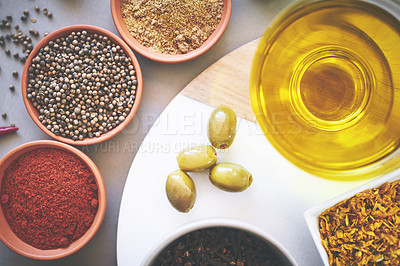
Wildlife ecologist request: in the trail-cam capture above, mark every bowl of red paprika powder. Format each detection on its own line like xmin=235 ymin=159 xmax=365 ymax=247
xmin=0 ymin=140 xmax=106 ymax=260
xmin=111 ymin=0 xmax=232 ymax=63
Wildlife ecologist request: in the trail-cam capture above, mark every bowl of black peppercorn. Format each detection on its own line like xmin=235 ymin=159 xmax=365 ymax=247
xmin=21 ymin=24 xmax=143 ymax=145
xmin=143 ymin=218 xmax=298 ymax=266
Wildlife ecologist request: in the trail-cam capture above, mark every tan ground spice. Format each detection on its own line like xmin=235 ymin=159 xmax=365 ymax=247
xmin=121 ymin=0 xmax=224 ymax=55
xmin=319 ymin=180 xmax=400 ymax=265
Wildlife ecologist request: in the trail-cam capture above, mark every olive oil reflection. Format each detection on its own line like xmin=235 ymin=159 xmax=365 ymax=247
xmin=251 ymin=0 xmax=400 ymax=178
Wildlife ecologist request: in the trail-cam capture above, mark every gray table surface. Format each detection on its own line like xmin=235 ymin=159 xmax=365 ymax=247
xmin=0 ymin=0 xmax=300 ymax=265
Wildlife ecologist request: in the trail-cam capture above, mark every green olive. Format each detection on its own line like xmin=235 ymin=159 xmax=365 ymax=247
xmin=177 ymin=145 xmax=217 ymax=172
xmin=166 ymin=170 xmax=196 ymax=213
xmin=209 ymin=163 xmax=252 ymax=192
xmin=208 ymin=105 xmax=237 ymax=149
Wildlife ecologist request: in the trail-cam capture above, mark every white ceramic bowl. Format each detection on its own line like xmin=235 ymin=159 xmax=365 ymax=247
xmin=143 ymin=217 xmax=298 ymax=266
xmin=304 ymin=167 xmax=400 ymax=266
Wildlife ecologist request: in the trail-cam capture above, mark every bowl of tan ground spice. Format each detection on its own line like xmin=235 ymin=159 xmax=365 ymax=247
xmin=111 ymin=0 xmax=232 ymax=63
xmin=0 ymin=140 xmax=106 ymax=260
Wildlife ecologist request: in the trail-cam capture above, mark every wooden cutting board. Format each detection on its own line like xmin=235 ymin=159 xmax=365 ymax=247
xmin=181 ymin=40 xmax=258 ymax=123
xmin=117 ymin=40 xmax=374 ymax=266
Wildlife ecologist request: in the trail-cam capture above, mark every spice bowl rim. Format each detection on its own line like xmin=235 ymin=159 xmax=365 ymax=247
xmin=304 ymin=167 xmax=400 ymax=266
xmin=21 ymin=24 xmax=143 ymax=146
xmin=110 ymin=0 xmax=232 ymax=63
xmin=142 ymin=217 xmax=298 ymax=265
xmin=0 ymin=140 xmax=107 ymax=260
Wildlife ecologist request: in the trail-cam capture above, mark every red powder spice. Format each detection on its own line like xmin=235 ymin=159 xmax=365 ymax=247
xmin=0 ymin=147 xmax=98 ymax=250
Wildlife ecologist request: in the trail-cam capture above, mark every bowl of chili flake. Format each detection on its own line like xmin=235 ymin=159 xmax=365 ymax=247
xmin=0 ymin=140 xmax=106 ymax=260
xmin=143 ymin=217 xmax=298 ymax=265
xmin=304 ymin=167 xmax=400 ymax=266
xmin=111 ymin=0 xmax=232 ymax=63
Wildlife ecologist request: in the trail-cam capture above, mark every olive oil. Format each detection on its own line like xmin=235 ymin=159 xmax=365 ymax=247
xmin=250 ymin=0 xmax=400 ymax=179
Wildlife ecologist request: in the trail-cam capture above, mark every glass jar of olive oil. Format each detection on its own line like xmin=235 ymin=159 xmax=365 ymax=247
xmin=250 ymin=0 xmax=400 ymax=179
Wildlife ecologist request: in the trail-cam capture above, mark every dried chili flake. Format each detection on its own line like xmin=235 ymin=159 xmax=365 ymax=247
xmin=318 ymin=180 xmax=400 ymax=265
xmin=0 ymin=147 xmax=98 ymax=250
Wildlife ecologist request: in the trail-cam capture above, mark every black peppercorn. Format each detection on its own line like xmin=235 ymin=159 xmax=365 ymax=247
xmin=1 ymin=113 xmax=6 ymax=119
xmin=9 ymin=85 xmax=15 ymax=91
xmin=21 ymin=15 xmax=27 ymax=21
xmin=12 ymin=71 xmax=18 ymax=77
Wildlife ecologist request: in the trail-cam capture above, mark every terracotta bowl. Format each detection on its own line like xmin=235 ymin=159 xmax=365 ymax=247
xmin=110 ymin=0 xmax=232 ymax=63
xmin=143 ymin=218 xmax=298 ymax=265
xmin=22 ymin=24 xmax=143 ymax=146
xmin=0 ymin=140 xmax=106 ymax=260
